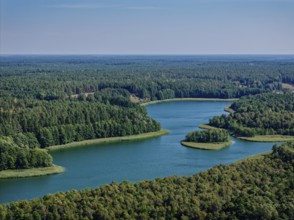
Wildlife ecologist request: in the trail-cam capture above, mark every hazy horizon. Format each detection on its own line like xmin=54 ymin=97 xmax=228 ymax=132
xmin=1 ymin=54 xmax=294 ymax=56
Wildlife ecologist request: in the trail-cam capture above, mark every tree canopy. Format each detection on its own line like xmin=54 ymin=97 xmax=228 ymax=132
xmin=209 ymin=93 xmax=294 ymax=137
xmin=0 ymin=142 xmax=293 ymax=219
xmin=1 ymin=56 xmax=293 ymax=101
xmin=185 ymin=129 xmax=230 ymax=143
xmin=0 ymin=137 xmax=52 ymax=171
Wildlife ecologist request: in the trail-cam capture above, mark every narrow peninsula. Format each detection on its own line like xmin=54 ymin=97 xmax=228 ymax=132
xmin=208 ymin=93 xmax=294 ymax=142
xmin=48 ymin=130 xmax=169 ymax=151
xmin=0 ymin=136 xmax=64 ymax=179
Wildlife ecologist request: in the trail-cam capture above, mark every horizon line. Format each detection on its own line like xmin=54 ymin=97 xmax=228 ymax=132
xmin=1 ymin=54 xmax=294 ymax=56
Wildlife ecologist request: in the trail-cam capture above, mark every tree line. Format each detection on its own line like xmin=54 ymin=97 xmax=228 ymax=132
xmin=185 ymin=129 xmax=230 ymax=143
xmin=0 ymin=142 xmax=292 ymax=219
xmin=209 ymin=93 xmax=294 ymax=137
xmin=1 ymin=56 xmax=293 ymax=101
xmin=0 ymin=136 xmax=52 ymax=171
xmin=0 ymin=99 xmax=160 ymax=148
xmin=0 ymin=56 xmax=293 ymax=170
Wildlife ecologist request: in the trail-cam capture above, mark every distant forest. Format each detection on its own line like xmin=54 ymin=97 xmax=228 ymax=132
xmin=0 ymin=56 xmax=294 ymax=169
xmin=1 ymin=56 xmax=294 ymax=100
xmin=1 ymin=142 xmax=293 ymax=219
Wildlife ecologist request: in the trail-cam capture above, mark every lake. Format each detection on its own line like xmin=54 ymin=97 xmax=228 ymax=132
xmin=0 ymin=101 xmax=274 ymax=203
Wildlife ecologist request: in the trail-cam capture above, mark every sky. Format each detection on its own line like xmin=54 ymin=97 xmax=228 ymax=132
xmin=1 ymin=0 xmax=294 ymax=55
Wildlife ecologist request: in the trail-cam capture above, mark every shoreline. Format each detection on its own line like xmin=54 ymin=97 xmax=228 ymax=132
xmin=0 ymin=165 xmax=64 ymax=179
xmin=233 ymin=151 xmax=272 ymax=164
xmin=238 ymin=135 xmax=294 ymax=142
xmin=199 ymin=124 xmax=221 ymax=130
xmin=181 ymin=140 xmax=233 ymax=150
xmin=48 ymin=130 xmax=169 ymax=151
xmin=224 ymin=106 xmax=235 ymax=114
xmin=141 ymin=98 xmax=238 ymax=106
xmin=199 ymin=124 xmax=294 ymax=142
xmin=0 ymin=130 xmax=169 ymax=178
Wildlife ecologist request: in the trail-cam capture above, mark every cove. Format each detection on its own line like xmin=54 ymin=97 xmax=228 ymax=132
xmin=0 ymin=101 xmax=274 ymax=204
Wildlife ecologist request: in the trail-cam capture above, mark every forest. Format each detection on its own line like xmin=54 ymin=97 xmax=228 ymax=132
xmin=1 ymin=55 xmax=294 ymax=101
xmin=0 ymin=56 xmax=294 ymax=170
xmin=0 ymin=100 xmax=160 ymax=148
xmin=209 ymin=93 xmax=294 ymax=137
xmin=0 ymin=99 xmax=160 ymax=170
xmin=185 ymin=129 xmax=229 ymax=143
xmin=0 ymin=142 xmax=293 ymax=219
xmin=0 ymin=136 xmax=52 ymax=171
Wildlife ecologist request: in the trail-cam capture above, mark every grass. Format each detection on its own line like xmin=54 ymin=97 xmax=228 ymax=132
xmin=224 ymin=106 xmax=235 ymax=114
xmin=48 ymin=130 xmax=169 ymax=151
xmin=233 ymin=151 xmax=272 ymax=164
xmin=0 ymin=165 xmax=64 ymax=179
xmin=141 ymin=98 xmax=238 ymax=106
xmin=199 ymin=124 xmax=294 ymax=143
xmin=238 ymin=135 xmax=294 ymax=142
xmin=181 ymin=141 xmax=233 ymax=150
xmin=198 ymin=124 xmax=220 ymax=130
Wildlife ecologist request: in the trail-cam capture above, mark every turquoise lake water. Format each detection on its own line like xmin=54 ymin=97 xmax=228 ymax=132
xmin=0 ymin=101 xmax=275 ymax=203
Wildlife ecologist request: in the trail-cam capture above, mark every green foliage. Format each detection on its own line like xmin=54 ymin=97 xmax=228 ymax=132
xmin=209 ymin=93 xmax=294 ymax=137
xmin=1 ymin=56 xmax=292 ymax=100
xmin=0 ymin=137 xmax=53 ymax=171
xmin=0 ymin=56 xmax=293 ymax=214
xmin=272 ymin=142 xmax=294 ymax=164
xmin=0 ymin=142 xmax=293 ymax=219
xmin=11 ymin=133 xmax=40 ymax=149
xmin=0 ymin=56 xmax=293 ymax=148
xmin=0 ymin=100 xmax=160 ymax=148
xmin=185 ymin=129 xmax=229 ymax=143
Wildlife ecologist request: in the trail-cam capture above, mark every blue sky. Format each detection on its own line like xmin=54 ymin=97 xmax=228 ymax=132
xmin=1 ymin=0 xmax=294 ymax=54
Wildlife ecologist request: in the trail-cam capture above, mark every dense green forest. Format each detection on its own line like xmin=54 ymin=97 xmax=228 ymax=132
xmin=185 ymin=129 xmax=229 ymax=143
xmin=0 ymin=100 xmax=160 ymax=148
xmin=0 ymin=142 xmax=293 ymax=219
xmin=0 ymin=99 xmax=160 ymax=169
xmin=1 ymin=55 xmax=294 ymax=100
xmin=0 ymin=56 xmax=293 ymax=217
xmin=0 ymin=55 xmax=293 ymax=169
xmin=0 ymin=136 xmax=52 ymax=171
xmin=209 ymin=93 xmax=294 ymax=137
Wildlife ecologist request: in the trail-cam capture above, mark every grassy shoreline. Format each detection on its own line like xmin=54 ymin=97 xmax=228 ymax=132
xmin=181 ymin=141 xmax=233 ymax=150
xmin=48 ymin=130 xmax=169 ymax=151
xmin=141 ymin=98 xmax=238 ymax=106
xmin=0 ymin=130 xmax=169 ymax=178
xmin=238 ymin=135 xmax=294 ymax=142
xmin=199 ymin=124 xmax=294 ymax=142
xmin=233 ymin=151 xmax=272 ymax=164
xmin=199 ymin=124 xmax=220 ymax=130
xmin=224 ymin=106 xmax=235 ymax=114
xmin=0 ymin=165 xmax=64 ymax=179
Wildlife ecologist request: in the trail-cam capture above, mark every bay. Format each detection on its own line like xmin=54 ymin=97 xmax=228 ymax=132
xmin=0 ymin=101 xmax=274 ymax=203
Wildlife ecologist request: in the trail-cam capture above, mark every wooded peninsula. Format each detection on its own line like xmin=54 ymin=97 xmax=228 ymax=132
xmin=0 ymin=55 xmax=293 ymax=219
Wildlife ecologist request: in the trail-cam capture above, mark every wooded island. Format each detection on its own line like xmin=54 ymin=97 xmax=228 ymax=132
xmin=181 ymin=129 xmax=232 ymax=150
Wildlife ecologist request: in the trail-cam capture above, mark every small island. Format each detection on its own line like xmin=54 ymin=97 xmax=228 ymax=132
xmin=181 ymin=129 xmax=232 ymax=150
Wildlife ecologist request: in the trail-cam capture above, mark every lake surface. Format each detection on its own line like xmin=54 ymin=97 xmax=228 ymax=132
xmin=0 ymin=101 xmax=275 ymax=204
